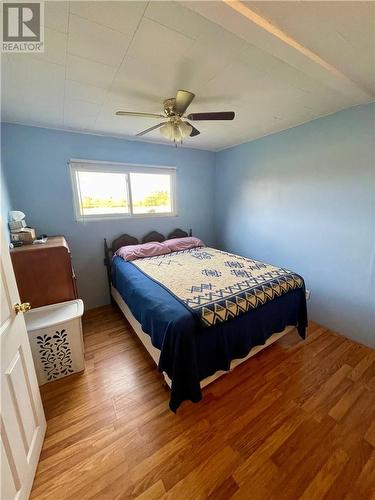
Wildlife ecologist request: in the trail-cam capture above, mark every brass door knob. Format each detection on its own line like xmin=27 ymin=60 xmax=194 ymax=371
xmin=14 ymin=302 xmax=31 ymax=314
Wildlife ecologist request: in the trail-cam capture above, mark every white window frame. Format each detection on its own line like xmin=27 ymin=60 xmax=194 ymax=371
xmin=69 ymin=159 xmax=177 ymax=221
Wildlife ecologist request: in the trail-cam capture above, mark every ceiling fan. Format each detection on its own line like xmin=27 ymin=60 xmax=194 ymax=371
xmin=116 ymin=90 xmax=235 ymax=144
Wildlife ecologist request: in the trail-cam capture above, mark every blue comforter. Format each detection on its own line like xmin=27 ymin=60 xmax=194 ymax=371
xmin=112 ymin=255 xmax=307 ymax=412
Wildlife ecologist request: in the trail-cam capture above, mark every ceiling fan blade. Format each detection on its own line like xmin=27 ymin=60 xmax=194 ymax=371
xmin=136 ymin=122 xmax=165 ymax=136
xmin=173 ymin=90 xmax=195 ymax=116
xmin=186 ymin=122 xmax=200 ymax=137
xmin=116 ymin=111 xmax=165 ymax=118
xmin=186 ymin=111 xmax=235 ymax=121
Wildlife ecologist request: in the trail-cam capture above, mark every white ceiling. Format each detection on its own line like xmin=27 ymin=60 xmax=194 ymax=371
xmin=1 ymin=1 xmax=374 ymax=150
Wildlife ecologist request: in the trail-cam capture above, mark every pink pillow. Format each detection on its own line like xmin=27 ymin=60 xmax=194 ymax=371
xmin=115 ymin=242 xmax=171 ymax=261
xmin=163 ymin=236 xmax=205 ymax=252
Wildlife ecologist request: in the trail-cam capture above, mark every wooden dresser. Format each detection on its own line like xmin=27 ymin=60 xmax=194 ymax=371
xmin=10 ymin=236 xmax=78 ymax=308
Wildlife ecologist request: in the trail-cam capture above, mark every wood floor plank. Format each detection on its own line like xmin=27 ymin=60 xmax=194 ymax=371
xmin=328 ymin=382 xmax=366 ymax=422
xmin=309 ymin=377 xmax=353 ymax=423
xmin=233 ymin=410 xmax=306 ymax=484
xmin=347 ymin=352 xmax=375 ymax=382
xmin=135 ymin=480 xmax=166 ymax=500
xmin=32 ymin=424 xmax=117 ymax=489
xmin=271 ymin=415 xmax=335 ymax=471
xmin=324 ymin=440 xmax=373 ymax=499
xmin=274 ymin=437 xmax=335 ymax=498
xmin=31 ymin=427 xmax=138 ymax=499
xmin=229 ymin=398 xmax=300 ymax=460
xmin=94 ymin=438 xmax=190 ymax=498
xmin=301 ymin=364 xmax=352 ymax=414
xmin=30 ymin=305 xmax=375 ymax=499
xmin=231 ymin=459 xmax=280 ymax=500
xmin=299 ymin=448 xmax=349 ymax=500
xmin=364 ymin=416 xmax=375 ymax=447
xmin=330 ymin=389 xmax=375 ymax=454
xmin=164 ymin=446 xmax=241 ymax=499
xmin=349 ymin=450 xmax=375 ymax=499
xmin=206 ymin=475 xmax=239 ymax=500
xmin=362 ymin=361 xmax=375 ymax=389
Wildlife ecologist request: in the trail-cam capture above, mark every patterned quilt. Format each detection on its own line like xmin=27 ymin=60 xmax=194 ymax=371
xmin=131 ymin=247 xmax=304 ymax=327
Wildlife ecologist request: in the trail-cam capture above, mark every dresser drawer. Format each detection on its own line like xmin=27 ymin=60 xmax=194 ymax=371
xmin=10 ymin=236 xmax=78 ymax=308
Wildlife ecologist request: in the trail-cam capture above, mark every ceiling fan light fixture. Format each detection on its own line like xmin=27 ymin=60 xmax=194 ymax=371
xmin=160 ymin=122 xmax=174 ymax=140
xmin=160 ymin=120 xmax=192 ymax=143
xmin=116 ymin=89 xmax=234 ymax=141
xmin=173 ymin=125 xmax=182 ymax=142
xmin=178 ymin=121 xmax=193 ymax=138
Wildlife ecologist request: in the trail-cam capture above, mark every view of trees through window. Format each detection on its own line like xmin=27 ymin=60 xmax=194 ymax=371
xmin=130 ymin=173 xmax=171 ymax=214
xmin=81 ymin=196 xmax=128 ymax=209
xmin=75 ymin=169 xmax=173 ymax=217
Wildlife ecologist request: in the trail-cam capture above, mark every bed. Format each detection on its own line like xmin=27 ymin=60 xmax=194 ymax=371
xmin=104 ymin=229 xmax=307 ymax=411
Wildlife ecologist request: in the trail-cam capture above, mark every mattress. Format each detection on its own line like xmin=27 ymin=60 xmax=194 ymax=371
xmin=112 ymin=250 xmax=307 ymax=412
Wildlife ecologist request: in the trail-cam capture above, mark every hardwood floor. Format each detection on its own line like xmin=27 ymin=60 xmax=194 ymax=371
xmin=30 ymin=305 xmax=375 ymax=499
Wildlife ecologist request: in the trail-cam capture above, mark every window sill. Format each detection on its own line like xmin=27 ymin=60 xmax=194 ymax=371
xmin=75 ymin=213 xmax=178 ymax=222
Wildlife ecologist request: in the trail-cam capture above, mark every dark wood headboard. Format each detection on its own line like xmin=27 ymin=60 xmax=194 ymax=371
xmin=104 ymin=228 xmax=192 ymax=300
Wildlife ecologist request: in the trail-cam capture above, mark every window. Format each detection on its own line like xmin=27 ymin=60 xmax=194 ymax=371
xmin=130 ymin=173 xmax=172 ymax=215
xmin=69 ymin=160 xmax=176 ymax=220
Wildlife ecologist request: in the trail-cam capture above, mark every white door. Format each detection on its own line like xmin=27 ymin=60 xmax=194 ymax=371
xmin=1 ymin=228 xmax=46 ymax=500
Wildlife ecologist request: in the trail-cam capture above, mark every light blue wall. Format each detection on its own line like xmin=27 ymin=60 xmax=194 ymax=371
xmin=1 ymin=124 xmax=216 ymax=308
xmin=215 ymin=104 xmax=375 ymax=348
xmin=1 ymin=165 xmax=12 ymax=237
xmin=3 ymin=104 xmax=375 ymax=347
xmin=1 ymin=125 xmax=12 ymax=240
